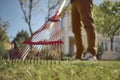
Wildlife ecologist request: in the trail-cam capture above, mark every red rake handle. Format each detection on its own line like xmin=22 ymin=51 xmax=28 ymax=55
xmin=48 ymin=0 xmax=67 ymax=22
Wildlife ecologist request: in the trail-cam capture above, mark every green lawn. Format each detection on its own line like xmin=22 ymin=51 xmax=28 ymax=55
xmin=0 ymin=60 xmax=120 ymax=80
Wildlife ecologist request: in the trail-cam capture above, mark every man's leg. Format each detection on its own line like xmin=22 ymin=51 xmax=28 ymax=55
xmin=71 ymin=2 xmax=84 ymax=59
xmin=77 ymin=0 xmax=98 ymax=55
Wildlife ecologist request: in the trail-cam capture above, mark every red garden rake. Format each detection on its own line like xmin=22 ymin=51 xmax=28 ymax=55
xmin=21 ymin=0 xmax=67 ymax=61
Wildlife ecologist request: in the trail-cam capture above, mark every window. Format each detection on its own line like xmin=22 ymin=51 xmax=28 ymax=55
xmin=105 ymin=42 xmax=108 ymax=51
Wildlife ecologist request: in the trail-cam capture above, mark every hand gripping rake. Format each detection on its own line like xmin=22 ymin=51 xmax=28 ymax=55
xmin=21 ymin=0 xmax=67 ymax=60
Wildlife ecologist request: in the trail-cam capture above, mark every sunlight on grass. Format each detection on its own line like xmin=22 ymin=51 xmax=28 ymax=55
xmin=0 ymin=60 xmax=120 ymax=80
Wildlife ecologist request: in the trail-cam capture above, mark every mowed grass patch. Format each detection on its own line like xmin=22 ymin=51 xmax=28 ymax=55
xmin=0 ymin=60 xmax=120 ymax=80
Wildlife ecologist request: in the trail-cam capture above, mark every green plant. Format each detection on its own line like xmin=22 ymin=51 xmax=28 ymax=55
xmin=0 ymin=42 xmax=7 ymax=58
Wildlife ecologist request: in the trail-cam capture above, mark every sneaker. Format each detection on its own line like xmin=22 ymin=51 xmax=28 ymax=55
xmin=82 ymin=52 xmax=97 ymax=61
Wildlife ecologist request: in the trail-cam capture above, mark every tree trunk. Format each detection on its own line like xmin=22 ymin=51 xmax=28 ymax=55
xmin=110 ymin=37 xmax=114 ymax=51
xmin=28 ymin=22 xmax=33 ymax=37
